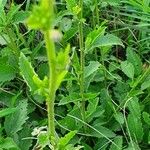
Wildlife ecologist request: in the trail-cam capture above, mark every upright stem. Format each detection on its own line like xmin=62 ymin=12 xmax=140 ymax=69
xmin=78 ymin=0 xmax=86 ymax=125
xmin=95 ymin=0 xmax=99 ymax=26
xmin=44 ymin=31 xmax=57 ymax=147
xmin=44 ymin=0 xmax=57 ymax=147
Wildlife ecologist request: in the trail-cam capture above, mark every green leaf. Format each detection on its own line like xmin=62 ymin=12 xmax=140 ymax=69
xmin=126 ymin=47 xmax=142 ymax=76
xmin=4 ymin=100 xmax=28 ymax=136
xmin=0 ymin=108 xmax=17 ymax=118
xmin=85 ymin=25 xmax=106 ymax=52
xmin=114 ymin=112 xmax=124 ymax=124
xmin=6 ymin=4 xmax=21 ymax=24
xmin=17 ymin=124 xmax=32 ymax=150
xmin=109 ymin=136 xmax=123 ymax=150
xmin=63 ymin=25 xmax=78 ymax=42
xmin=65 ymin=0 xmax=76 ymax=12
xmin=142 ymin=112 xmax=150 ymax=126
xmin=55 ymin=45 xmax=70 ymax=89
xmin=13 ymin=11 xmax=29 ymax=24
xmin=85 ymin=28 xmax=124 ymax=52
xmin=0 ymin=63 xmax=16 ymax=82
xmin=141 ymin=75 xmax=150 ymax=90
xmin=59 ymin=92 xmax=99 ymax=105
xmin=93 ymin=34 xmax=124 ymax=48
xmin=127 ymin=114 xmax=143 ymax=142
xmin=86 ymin=98 xmax=99 ymax=118
xmin=121 ymin=61 xmax=134 ymax=79
xmin=58 ymin=130 xmax=77 ymax=149
xmin=127 ymin=97 xmax=141 ymax=117
xmin=90 ymin=124 xmax=116 ymax=138
xmin=0 ymin=137 xmax=20 ymax=150
xmin=19 ymin=52 xmax=39 ymax=92
xmin=84 ymin=61 xmax=100 ymax=78
xmin=0 ymin=34 xmax=10 ymax=45
xmin=38 ymin=132 xmax=49 ymax=148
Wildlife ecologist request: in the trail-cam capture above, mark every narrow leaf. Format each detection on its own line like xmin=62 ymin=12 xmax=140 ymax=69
xmin=19 ymin=52 xmax=39 ymax=92
xmin=0 ymin=108 xmax=17 ymax=118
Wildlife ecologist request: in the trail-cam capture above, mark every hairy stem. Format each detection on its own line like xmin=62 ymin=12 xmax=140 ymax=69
xmin=44 ymin=0 xmax=57 ymax=148
xmin=44 ymin=30 xmax=57 ymax=147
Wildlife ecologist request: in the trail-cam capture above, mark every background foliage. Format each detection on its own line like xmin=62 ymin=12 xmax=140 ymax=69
xmin=0 ymin=0 xmax=150 ymax=149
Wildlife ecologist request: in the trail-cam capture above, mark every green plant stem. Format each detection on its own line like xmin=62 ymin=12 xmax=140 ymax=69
xmin=101 ymin=50 xmax=107 ymax=87
xmin=43 ymin=0 xmax=57 ymax=147
xmin=94 ymin=0 xmax=99 ymax=26
xmin=78 ymin=0 xmax=86 ymax=126
xmin=44 ymin=30 xmax=57 ymax=147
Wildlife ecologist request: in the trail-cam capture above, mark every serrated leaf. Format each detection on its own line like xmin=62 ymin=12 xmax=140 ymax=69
xmin=58 ymin=130 xmax=77 ymax=149
xmin=114 ymin=112 xmax=124 ymax=124
xmin=109 ymin=136 xmax=123 ymax=150
xmin=84 ymin=61 xmax=100 ymax=78
xmin=56 ymin=45 xmax=70 ymax=89
xmin=90 ymin=124 xmax=116 ymax=138
xmin=121 ymin=61 xmax=134 ymax=79
xmin=0 ymin=108 xmax=17 ymax=118
xmin=17 ymin=124 xmax=32 ymax=150
xmin=127 ymin=114 xmax=143 ymax=142
xmin=19 ymin=52 xmax=39 ymax=92
xmin=126 ymin=47 xmax=142 ymax=76
xmin=4 ymin=100 xmax=28 ymax=136
xmin=0 ymin=64 xmax=16 ymax=82
xmin=127 ymin=97 xmax=141 ymax=117
xmin=142 ymin=112 xmax=150 ymax=126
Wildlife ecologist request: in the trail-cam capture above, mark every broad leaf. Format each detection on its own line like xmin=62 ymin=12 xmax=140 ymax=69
xmin=109 ymin=136 xmax=123 ymax=150
xmin=142 ymin=112 xmax=150 ymax=126
xmin=4 ymin=100 xmax=28 ymax=136
xmin=126 ymin=47 xmax=142 ymax=76
xmin=127 ymin=114 xmax=143 ymax=142
xmin=85 ymin=29 xmax=124 ymax=52
xmin=141 ymin=75 xmax=150 ymax=90
xmin=127 ymin=97 xmax=141 ymax=117
xmin=0 ymin=64 xmax=16 ymax=82
xmin=90 ymin=124 xmax=116 ymax=138
xmin=121 ymin=61 xmax=134 ymax=79
xmin=84 ymin=61 xmax=100 ymax=78
xmin=93 ymin=34 xmax=124 ymax=49
xmin=114 ymin=112 xmax=124 ymax=124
